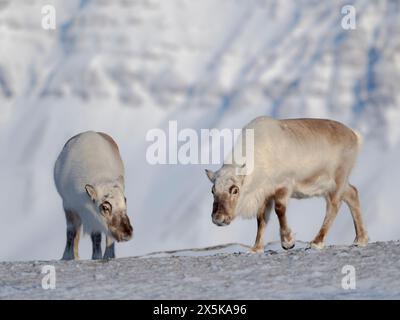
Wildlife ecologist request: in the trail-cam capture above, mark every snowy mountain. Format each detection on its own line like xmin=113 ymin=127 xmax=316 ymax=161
xmin=0 ymin=0 xmax=399 ymax=261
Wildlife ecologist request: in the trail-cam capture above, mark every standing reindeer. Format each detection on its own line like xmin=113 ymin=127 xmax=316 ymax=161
xmin=54 ymin=131 xmax=133 ymax=260
xmin=206 ymin=116 xmax=368 ymax=252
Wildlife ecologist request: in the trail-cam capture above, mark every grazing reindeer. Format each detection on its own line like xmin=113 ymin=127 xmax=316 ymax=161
xmin=54 ymin=131 xmax=133 ymax=260
xmin=206 ymin=116 xmax=368 ymax=252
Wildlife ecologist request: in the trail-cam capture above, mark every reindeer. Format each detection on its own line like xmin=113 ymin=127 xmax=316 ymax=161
xmin=205 ymin=116 xmax=368 ymax=252
xmin=54 ymin=131 xmax=133 ymax=260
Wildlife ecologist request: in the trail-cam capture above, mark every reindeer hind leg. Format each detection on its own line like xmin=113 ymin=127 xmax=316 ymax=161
xmin=342 ymin=184 xmax=368 ymax=247
xmin=62 ymin=210 xmax=81 ymax=260
xmin=311 ymin=189 xmax=343 ymax=250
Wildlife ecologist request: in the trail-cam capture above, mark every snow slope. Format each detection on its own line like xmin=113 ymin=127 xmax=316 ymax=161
xmin=1 ymin=241 xmax=399 ymax=299
xmin=0 ymin=0 xmax=399 ymax=261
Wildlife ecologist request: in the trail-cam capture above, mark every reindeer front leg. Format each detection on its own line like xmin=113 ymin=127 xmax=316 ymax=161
xmin=251 ymin=198 xmax=272 ymax=253
xmin=103 ymin=236 xmax=115 ymax=259
xmin=274 ymin=188 xmax=295 ymax=250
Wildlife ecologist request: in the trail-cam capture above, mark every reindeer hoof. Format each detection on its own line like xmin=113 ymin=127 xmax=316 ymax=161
xmin=92 ymin=253 xmax=103 ymax=260
xmin=353 ymin=236 xmax=369 ymax=247
xmin=282 ymin=242 xmax=295 ymax=250
xmin=103 ymin=250 xmax=115 ymax=260
xmin=281 ymin=231 xmax=295 ymax=250
xmin=310 ymin=241 xmax=325 ymax=250
xmin=250 ymin=246 xmax=264 ymax=254
xmin=62 ymin=252 xmax=78 ymax=261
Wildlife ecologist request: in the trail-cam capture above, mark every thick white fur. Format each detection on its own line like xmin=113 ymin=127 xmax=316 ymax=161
xmin=54 ymin=131 xmax=125 ymax=235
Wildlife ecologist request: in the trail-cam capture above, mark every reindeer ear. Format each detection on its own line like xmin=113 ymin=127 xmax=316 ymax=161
xmin=205 ymin=169 xmax=216 ymax=183
xmin=85 ymin=184 xmax=97 ymax=202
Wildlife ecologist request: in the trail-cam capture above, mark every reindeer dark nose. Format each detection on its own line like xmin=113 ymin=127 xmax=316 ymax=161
xmin=122 ymin=233 xmax=132 ymax=241
xmin=121 ymin=216 xmax=133 ymax=241
xmin=125 ymin=225 xmax=133 ymax=240
xmin=212 ymin=215 xmax=225 ymax=226
xmin=212 ymin=213 xmax=231 ymax=226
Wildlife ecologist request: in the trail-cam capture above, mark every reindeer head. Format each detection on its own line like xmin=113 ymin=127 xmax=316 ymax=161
xmin=205 ymin=166 xmax=245 ymax=226
xmin=85 ymin=178 xmax=133 ymax=242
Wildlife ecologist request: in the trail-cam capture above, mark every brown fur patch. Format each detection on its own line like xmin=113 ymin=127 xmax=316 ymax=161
xmin=275 ymin=187 xmax=288 ymax=201
xmin=275 ymin=203 xmax=285 ymax=217
xmin=108 ymin=211 xmax=133 ymax=242
xmin=279 ymin=118 xmax=358 ymax=147
xmin=213 ymin=193 xmax=235 ymax=215
xmin=274 ymin=188 xmax=288 ymax=218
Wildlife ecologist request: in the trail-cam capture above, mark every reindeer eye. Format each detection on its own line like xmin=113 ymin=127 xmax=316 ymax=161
xmin=229 ymin=185 xmax=239 ymax=195
xmin=100 ymin=201 xmax=112 ymax=214
xmin=211 ymin=187 xmax=215 ymax=194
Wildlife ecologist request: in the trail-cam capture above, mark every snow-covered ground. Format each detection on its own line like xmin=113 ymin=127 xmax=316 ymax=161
xmin=1 ymin=241 xmax=399 ymax=299
xmin=0 ymin=0 xmax=399 ymax=262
